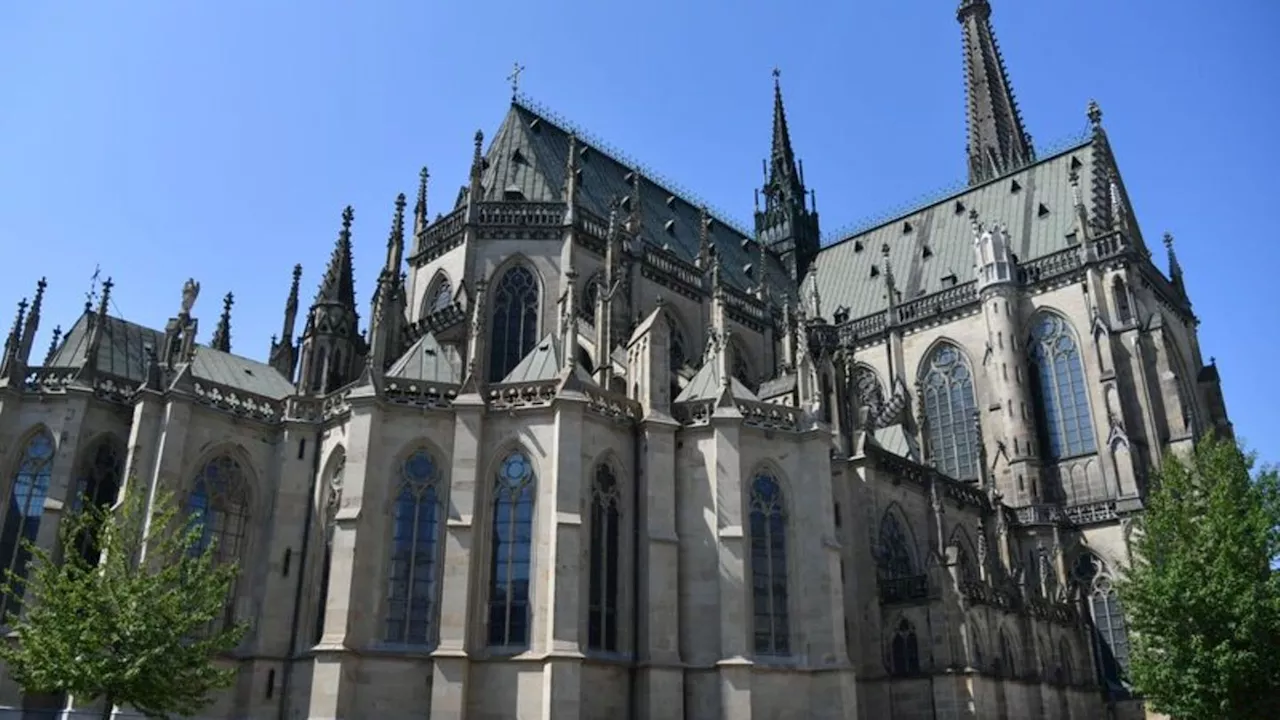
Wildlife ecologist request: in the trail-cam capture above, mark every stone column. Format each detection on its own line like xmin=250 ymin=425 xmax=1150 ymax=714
xmin=635 ymin=415 xmax=684 ymax=720
xmin=309 ymin=398 xmax=381 ymax=720
xmin=430 ymin=393 xmax=485 ymax=719
xmin=539 ymin=395 xmax=586 ymax=719
xmin=710 ymin=407 xmax=752 ymax=720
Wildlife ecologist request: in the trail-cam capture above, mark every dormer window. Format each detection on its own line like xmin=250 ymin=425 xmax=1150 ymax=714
xmin=834 ymin=306 xmax=850 ymax=324
xmin=504 ymin=187 xmax=526 ymax=201
xmin=955 ymin=200 xmax=966 ymax=215
xmin=1010 ymin=179 xmax=1022 ymax=194
xmin=922 ymin=246 xmax=933 ymax=260
xmin=1038 ymin=203 xmax=1050 ymax=218
xmin=870 ymin=265 xmax=880 ymax=279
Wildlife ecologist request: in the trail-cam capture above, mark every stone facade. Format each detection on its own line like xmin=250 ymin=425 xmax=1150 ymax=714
xmin=0 ymin=2 xmax=1230 ymax=719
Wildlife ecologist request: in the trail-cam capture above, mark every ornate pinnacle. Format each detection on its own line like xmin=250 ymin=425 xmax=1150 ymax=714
xmin=99 ymin=278 xmax=113 ymax=316
xmin=473 ymin=130 xmax=484 ymax=157
xmin=44 ymin=325 xmax=62 ymax=366
xmin=417 ymin=167 xmax=429 ymax=208
xmin=341 ymin=205 xmax=354 ymax=234
xmin=1087 ymin=99 xmax=1103 ymax=129
xmin=211 ymin=291 xmax=234 ymax=352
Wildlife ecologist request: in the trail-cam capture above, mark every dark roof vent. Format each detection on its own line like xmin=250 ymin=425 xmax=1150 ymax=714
xmin=922 ymin=245 xmax=933 ymax=259
xmin=903 ymin=220 xmax=913 ymax=234
xmin=955 ymin=200 xmax=966 ymax=215
xmin=745 ymin=262 xmax=757 ymax=278
xmin=529 ymin=117 xmax=541 ymax=132
xmin=624 ymin=171 xmax=636 ymax=185
xmin=664 ymin=219 xmax=676 ymax=234
xmin=941 ymin=272 xmax=958 ymax=287
xmin=666 ymin=195 xmax=676 ymax=208
xmin=511 ymin=149 xmax=526 ymax=164
xmin=579 ymin=146 xmax=590 ymax=162
xmin=1037 ymin=203 xmax=1050 ymax=218
xmin=620 ymin=196 xmax=633 ymax=212
xmin=662 ymin=243 xmax=673 ymax=253
xmin=870 ymin=265 xmax=880 ymax=278
xmin=854 ymin=240 xmax=864 ymax=253
xmin=834 ymin=306 xmax=850 ymax=324
xmin=1010 ymin=179 xmax=1022 ymax=194
xmin=504 ymin=188 xmax=526 ymax=201
xmin=1065 ymin=230 xmax=1079 ymax=246
xmin=1070 ymin=156 xmax=1083 ymax=171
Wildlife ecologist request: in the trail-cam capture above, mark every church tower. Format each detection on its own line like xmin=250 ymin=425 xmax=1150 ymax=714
xmin=297 ymin=206 xmax=363 ymax=394
xmin=754 ymin=70 xmax=820 ymax=283
xmin=958 ymin=0 xmax=1035 ymax=184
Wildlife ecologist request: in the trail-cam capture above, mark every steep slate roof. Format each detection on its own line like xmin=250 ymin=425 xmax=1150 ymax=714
xmin=386 ymin=332 xmax=461 ymax=384
xmin=47 ymin=312 xmax=296 ymax=400
xmin=476 ymin=99 xmax=796 ymax=301
xmin=808 ymin=138 xmax=1095 ymax=323
xmin=674 ymin=351 xmax=758 ymax=403
xmin=499 ymin=332 xmax=598 ymax=386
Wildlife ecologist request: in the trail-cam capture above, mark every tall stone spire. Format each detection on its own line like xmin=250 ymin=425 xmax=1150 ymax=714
xmin=755 ymin=68 xmax=821 ymax=282
xmin=369 ymin=194 xmax=409 ymax=374
xmin=297 ymin=207 xmax=362 ymax=394
xmin=210 ymin=292 xmax=234 ymax=352
xmin=958 ymin=0 xmax=1034 ymax=185
xmin=413 ymin=166 xmax=429 ymax=238
xmin=1164 ymin=232 xmax=1185 ymax=295
xmin=18 ymin=277 xmax=46 ymax=364
xmin=316 ymin=206 xmax=358 ymax=312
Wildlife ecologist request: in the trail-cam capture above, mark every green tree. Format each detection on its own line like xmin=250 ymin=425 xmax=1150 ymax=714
xmin=1118 ymin=437 xmax=1280 ymax=719
xmin=0 ymin=486 xmax=245 ymax=720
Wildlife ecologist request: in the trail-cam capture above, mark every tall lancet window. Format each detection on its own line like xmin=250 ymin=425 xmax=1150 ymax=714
xmin=1075 ymin=553 xmax=1131 ymax=695
xmin=1029 ymin=314 xmax=1096 ymax=459
xmin=749 ymin=471 xmax=790 ymax=656
xmin=0 ymin=429 xmax=55 ymax=620
xmin=919 ymin=344 xmax=979 ymax=481
xmin=877 ymin=510 xmax=917 ymax=580
xmin=186 ymin=455 xmax=250 ymax=632
xmin=488 ymin=265 xmax=539 ymax=382
xmin=385 ymin=449 xmax=443 ymax=646
xmin=664 ymin=310 xmax=688 ymax=371
xmin=71 ymin=438 xmax=124 ymax=566
xmin=488 ymin=450 xmax=535 ymax=648
xmin=314 ymin=452 xmax=344 ymax=645
xmin=588 ymin=463 xmax=621 ymax=652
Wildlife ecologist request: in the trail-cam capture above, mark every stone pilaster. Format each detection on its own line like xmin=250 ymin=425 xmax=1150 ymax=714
xmin=538 ymin=394 xmax=586 ymax=720
xmin=710 ymin=407 xmax=752 ymax=720
xmin=309 ymin=397 xmax=381 ymax=720
xmin=635 ymin=414 xmax=684 ymax=720
xmin=430 ymin=393 xmax=485 ymax=719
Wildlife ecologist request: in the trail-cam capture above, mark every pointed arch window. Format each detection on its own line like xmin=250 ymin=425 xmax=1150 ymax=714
xmin=665 ymin=311 xmax=688 ymax=372
xmin=588 ymin=463 xmax=622 ymax=652
xmin=385 ymin=449 xmax=442 ymax=646
xmin=1074 ymin=553 xmax=1130 ymax=695
xmin=488 ymin=450 xmax=535 ymax=649
xmin=919 ymin=344 xmax=979 ymax=481
xmin=1029 ymin=314 xmax=1096 ymax=459
xmin=186 ymin=455 xmax=250 ymax=632
xmin=889 ymin=618 xmax=920 ymax=675
xmin=998 ymin=630 xmax=1017 ymax=678
xmin=1112 ymin=277 xmax=1133 ymax=324
xmin=70 ymin=439 xmax=124 ymax=566
xmin=749 ymin=471 xmax=789 ymax=656
xmin=489 ymin=265 xmax=539 ymax=382
xmin=1056 ymin=637 xmax=1073 ymax=685
xmin=580 ymin=273 xmax=602 ymax=323
xmin=428 ymin=276 xmax=453 ymax=314
xmin=0 ymin=429 xmax=55 ymax=620
xmin=732 ymin=345 xmax=752 ymax=389
xmin=877 ymin=510 xmax=916 ymax=580
xmin=314 ymin=453 xmax=344 ymax=645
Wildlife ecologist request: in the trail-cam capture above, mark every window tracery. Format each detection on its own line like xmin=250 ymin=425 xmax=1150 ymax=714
xmin=186 ymin=454 xmax=250 ymax=632
xmin=588 ymin=462 xmax=621 ymax=652
xmin=1029 ymin=314 xmax=1096 ymax=459
xmin=919 ymin=344 xmax=979 ymax=481
xmin=876 ymin=509 xmax=916 ymax=580
xmin=0 ymin=429 xmax=55 ymax=620
xmin=852 ymin=365 xmax=885 ymax=415
xmin=749 ymin=471 xmax=789 ymax=656
xmin=71 ymin=438 xmax=124 ymax=565
xmin=427 ymin=276 xmax=453 ymax=314
xmin=385 ymin=449 xmax=442 ymax=646
xmin=488 ymin=450 xmax=535 ymax=648
xmin=889 ymin=617 xmax=920 ymax=675
xmin=665 ymin=311 xmax=688 ymax=372
xmin=1073 ymin=552 xmax=1130 ymax=693
xmin=1112 ymin=276 xmax=1133 ymax=324
xmin=488 ymin=265 xmax=539 ymax=382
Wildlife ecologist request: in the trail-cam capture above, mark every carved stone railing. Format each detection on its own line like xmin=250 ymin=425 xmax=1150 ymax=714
xmin=488 ymin=379 xmax=559 ymax=410
xmin=407 ymin=302 xmax=467 ymax=341
xmin=1025 ymin=596 xmax=1079 ymax=625
xmin=959 ymin=580 xmax=1017 ymax=611
xmin=837 ymin=312 xmax=886 ymax=345
xmin=1063 ymin=499 xmax=1118 ymax=525
xmin=413 ymin=207 xmax=466 ymax=255
xmin=641 ymin=245 xmax=704 ymax=298
xmin=672 ymin=399 xmax=715 ymax=427
xmin=879 ymin=574 xmax=930 ymax=605
xmin=582 ymin=387 xmax=641 ymax=423
xmin=477 ymin=201 xmax=565 ymax=228
xmin=737 ymin=399 xmax=804 ymax=432
xmin=1019 ymin=247 xmax=1080 ymax=286
xmin=573 ymin=206 xmax=610 ymax=240
xmin=22 ymin=366 xmax=80 ymax=393
xmin=383 ymin=379 xmax=456 ymax=410
xmin=1013 ymin=504 xmax=1068 ymax=526
xmin=191 ymin=381 xmax=282 ymax=422
xmin=283 ymin=396 xmax=323 ymax=423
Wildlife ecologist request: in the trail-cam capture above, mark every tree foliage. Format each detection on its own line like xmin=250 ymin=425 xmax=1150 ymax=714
xmin=1119 ymin=438 xmax=1280 ymax=719
xmin=0 ymin=486 xmax=245 ymax=719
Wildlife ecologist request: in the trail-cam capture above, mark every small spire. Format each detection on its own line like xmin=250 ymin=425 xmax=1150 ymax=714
xmin=315 ymin=206 xmax=358 ymax=309
xmin=628 ymin=168 xmax=644 ymax=236
xmin=98 ymin=277 xmax=113 ymax=319
xmin=1108 ymin=169 xmax=1127 ymax=232
xmin=564 ymin=134 xmax=580 ymax=218
xmin=4 ymin=298 xmax=28 ymax=359
xmin=43 ymin=325 xmax=62 ymax=366
xmin=414 ymin=166 xmax=430 ymax=236
xmin=19 ymin=277 xmax=47 ymax=363
xmin=467 ymin=131 xmax=486 ymax=209
xmin=1087 ymin=99 xmax=1103 ymax=130
xmin=1164 ymin=232 xmax=1184 ymax=291
xmin=386 ymin=192 xmax=407 ymax=276
xmin=211 ymin=292 xmax=234 ymax=352
xmin=697 ymin=205 xmax=712 ymax=269
xmin=563 ymin=266 xmax=579 ymax=372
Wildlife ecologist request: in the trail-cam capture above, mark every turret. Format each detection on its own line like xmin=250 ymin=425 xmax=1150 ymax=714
xmin=753 ymin=69 xmax=820 ymax=282
xmin=297 ymin=206 xmax=363 ymax=395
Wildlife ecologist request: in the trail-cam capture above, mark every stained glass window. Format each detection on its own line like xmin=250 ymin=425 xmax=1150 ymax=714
xmin=749 ymin=471 xmax=789 ymax=656
xmin=877 ymin=510 xmax=916 ymax=580
xmin=920 ymin=344 xmax=979 ymax=481
xmin=488 ymin=265 xmax=539 ymax=382
xmin=588 ymin=463 xmax=621 ymax=652
xmin=71 ymin=439 xmax=123 ymax=565
xmin=186 ymin=455 xmax=250 ymax=632
xmin=1029 ymin=314 xmax=1096 ymax=459
xmin=488 ymin=450 xmax=535 ymax=648
xmin=0 ymin=429 xmax=55 ymax=620
xmin=428 ymin=276 xmax=453 ymax=314
xmin=385 ymin=449 xmax=442 ymax=645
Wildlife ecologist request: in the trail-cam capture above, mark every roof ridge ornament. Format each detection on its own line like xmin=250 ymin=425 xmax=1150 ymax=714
xmin=507 ymin=62 xmax=525 ymax=101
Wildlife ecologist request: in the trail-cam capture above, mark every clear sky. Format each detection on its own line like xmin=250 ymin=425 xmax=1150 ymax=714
xmin=2 ymin=1 xmax=1277 ymax=463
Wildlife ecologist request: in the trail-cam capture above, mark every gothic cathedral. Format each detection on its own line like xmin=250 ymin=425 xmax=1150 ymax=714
xmin=0 ymin=1 xmax=1229 ymax=718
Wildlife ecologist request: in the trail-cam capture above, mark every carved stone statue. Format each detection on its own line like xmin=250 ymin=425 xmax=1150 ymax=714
xmin=180 ymin=278 xmax=201 ymax=316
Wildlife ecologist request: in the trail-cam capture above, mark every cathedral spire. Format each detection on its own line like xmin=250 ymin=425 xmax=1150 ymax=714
xmin=210 ymin=292 xmax=234 ymax=352
xmin=369 ymin=194 xmax=410 ymax=375
xmin=755 ymin=69 xmax=820 ymax=282
xmin=466 ymin=130 xmax=485 ymax=221
xmin=316 ymin=206 xmax=358 ymax=311
xmin=298 ymin=207 xmax=362 ymax=394
xmin=958 ymin=0 xmax=1034 ymax=185
xmin=767 ymin=68 xmax=805 ymax=206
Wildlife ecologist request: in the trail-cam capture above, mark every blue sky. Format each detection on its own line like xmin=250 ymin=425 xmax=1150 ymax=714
xmin=2 ymin=0 xmax=1276 ymax=463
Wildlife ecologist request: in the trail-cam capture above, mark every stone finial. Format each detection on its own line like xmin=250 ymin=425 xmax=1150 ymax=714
xmin=43 ymin=325 xmax=62 ymax=366
xmin=473 ymin=130 xmax=485 ymax=158
xmin=417 ymin=166 xmax=429 ymax=210
xmin=1087 ymin=99 xmax=1103 ymax=129
xmin=341 ymin=205 xmax=355 ymax=233
xmin=211 ymin=291 xmax=234 ymax=352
